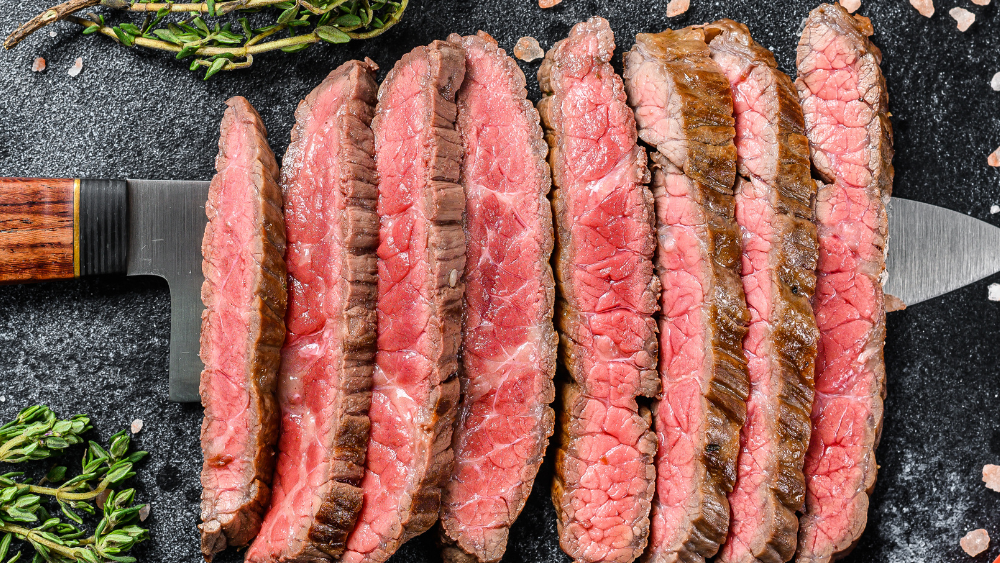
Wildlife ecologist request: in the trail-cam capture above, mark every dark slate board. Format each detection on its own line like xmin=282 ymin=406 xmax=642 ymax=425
xmin=1 ymin=0 xmax=1000 ymax=561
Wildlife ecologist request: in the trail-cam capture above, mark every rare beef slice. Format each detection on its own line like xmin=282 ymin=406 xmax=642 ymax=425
xmin=794 ymin=4 xmax=893 ymax=562
xmin=199 ymin=96 xmax=287 ymax=561
xmin=438 ymin=32 xmax=557 ymax=563
xmin=704 ymin=20 xmax=820 ymax=563
xmin=341 ymin=40 xmax=467 ymax=563
xmin=622 ymin=27 xmax=750 ymax=563
xmin=245 ymin=59 xmax=380 ymax=563
xmin=539 ymin=17 xmax=660 ymax=563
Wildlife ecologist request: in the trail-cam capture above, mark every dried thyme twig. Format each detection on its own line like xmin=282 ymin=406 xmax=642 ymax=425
xmin=4 ymin=0 xmax=407 ymax=79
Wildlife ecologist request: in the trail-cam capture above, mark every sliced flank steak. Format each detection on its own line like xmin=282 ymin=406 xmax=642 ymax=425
xmin=245 ymin=59 xmax=380 ymax=563
xmin=704 ymin=19 xmax=820 ymax=563
xmin=439 ymin=32 xmax=557 ymax=563
xmin=199 ymin=96 xmax=287 ymax=562
xmin=341 ymin=40 xmax=467 ymax=563
xmin=540 ymin=16 xmax=660 ymax=563
xmin=623 ymin=27 xmax=750 ymax=563
xmin=795 ymin=4 xmax=893 ymax=562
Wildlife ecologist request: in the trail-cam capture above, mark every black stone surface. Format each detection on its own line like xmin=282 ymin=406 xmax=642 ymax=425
xmin=1 ymin=0 xmax=1000 ymax=562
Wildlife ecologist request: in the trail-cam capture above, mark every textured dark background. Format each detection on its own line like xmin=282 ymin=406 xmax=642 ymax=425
xmin=1 ymin=0 xmax=1000 ymax=561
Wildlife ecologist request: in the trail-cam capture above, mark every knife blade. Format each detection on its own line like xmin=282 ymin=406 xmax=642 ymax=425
xmin=886 ymin=198 xmax=1000 ymax=307
xmin=0 ymin=178 xmax=208 ymax=402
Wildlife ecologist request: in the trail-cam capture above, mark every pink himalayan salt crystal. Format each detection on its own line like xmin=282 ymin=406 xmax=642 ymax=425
xmin=31 ymin=57 xmax=45 ymax=72
xmin=910 ymin=0 xmax=934 ymax=17
xmin=972 ymin=0 xmax=990 ymax=5
xmin=984 ymin=464 xmax=1000 ymax=492
xmin=666 ymin=0 xmax=690 ymax=17
xmin=538 ymin=0 xmax=562 ymax=7
xmin=513 ymin=36 xmax=544 ymax=62
xmin=989 ymin=147 xmax=1000 ymax=167
xmin=68 ymin=57 xmax=83 ymax=77
xmin=840 ymin=0 xmax=861 ymax=13
xmin=961 ymin=529 xmax=990 ymax=556
xmin=950 ymin=7 xmax=975 ymax=31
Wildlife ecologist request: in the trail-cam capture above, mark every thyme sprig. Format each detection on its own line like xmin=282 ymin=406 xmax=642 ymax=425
xmin=0 ymin=406 xmax=148 ymax=563
xmin=4 ymin=0 xmax=407 ymax=79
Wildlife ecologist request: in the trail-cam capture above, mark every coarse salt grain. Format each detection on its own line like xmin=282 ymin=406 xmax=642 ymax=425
xmin=513 ymin=36 xmax=544 ymax=62
xmin=961 ymin=529 xmax=990 ymax=556
xmin=972 ymin=0 xmax=990 ymax=5
xmin=139 ymin=504 xmax=151 ymax=522
xmin=951 ymin=7 xmax=975 ymax=31
xmin=666 ymin=0 xmax=690 ymax=17
xmin=991 ymin=72 xmax=1000 ymax=91
xmin=32 ymin=57 xmax=45 ymax=72
xmin=538 ymin=0 xmax=562 ymax=7
xmin=68 ymin=57 xmax=83 ymax=77
xmin=49 ymin=31 xmax=56 ymax=37
xmin=989 ymin=148 xmax=1000 ymax=167
xmin=0 ymin=396 xmax=5 ymax=403
xmin=910 ymin=0 xmax=934 ymax=17
xmin=989 ymin=283 xmax=1000 ymax=301
xmin=131 ymin=418 xmax=144 ymax=434
xmin=984 ymin=464 xmax=1000 ymax=492
xmin=991 ymin=205 xmax=999 ymax=214
xmin=840 ymin=0 xmax=861 ymax=13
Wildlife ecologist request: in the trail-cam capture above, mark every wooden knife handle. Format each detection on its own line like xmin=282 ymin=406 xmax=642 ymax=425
xmin=0 ymin=178 xmax=129 ymax=283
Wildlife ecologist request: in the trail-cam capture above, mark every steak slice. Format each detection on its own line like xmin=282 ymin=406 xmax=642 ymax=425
xmin=341 ymin=40 xmax=467 ymax=563
xmin=245 ymin=59 xmax=380 ymax=563
xmin=438 ymin=32 xmax=557 ymax=563
xmin=199 ymin=96 xmax=286 ymax=562
xmin=794 ymin=5 xmax=893 ymax=562
xmin=539 ymin=17 xmax=659 ymax=563
xmin=704 ymin=20 xmax=820 ymax=563
xmin=622 ymin=27 xmax=750 ymax=563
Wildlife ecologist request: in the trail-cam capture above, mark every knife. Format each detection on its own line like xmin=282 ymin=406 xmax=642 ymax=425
xmin=0 ymin=178 xmax=209 ymax=402
xmin=0 ymin=179 xmax=997 ymax=402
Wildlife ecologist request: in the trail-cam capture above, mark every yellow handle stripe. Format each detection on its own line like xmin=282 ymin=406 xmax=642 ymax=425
xmin=73 ymin=178 xmax=81 ymax=277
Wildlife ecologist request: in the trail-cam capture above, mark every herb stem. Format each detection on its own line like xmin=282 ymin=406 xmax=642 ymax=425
xmin=3 ymin=0 xmax=100 ymax=49
xmin=0 ymin=523 xmax=86 ymax=560
xmin=27 ymin=481 xmax=108 ymax=501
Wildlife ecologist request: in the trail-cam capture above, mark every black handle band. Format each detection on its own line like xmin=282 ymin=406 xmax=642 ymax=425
xmin=79 ymin=179 xmax=128 ymax=277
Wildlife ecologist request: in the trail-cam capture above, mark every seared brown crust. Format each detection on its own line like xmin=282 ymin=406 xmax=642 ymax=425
xmin=281 ymin=58 xmax=379 ymax=561
xmin=199 ymin=96 xmax=287 ymax=561
xmin=704 ymin=20 xmax=820 ymax=563
xmin=540 ymin=17 xmax=659 ymax=563
xmin=794 ymin=5 xmax=893 ymax=563
xmin=623 ymin=27 xmax=750 ymax=563
xmin=438 ymin=32 xmax=557 ymax=563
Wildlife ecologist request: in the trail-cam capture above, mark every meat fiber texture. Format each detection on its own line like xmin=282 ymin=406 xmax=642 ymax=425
xmin=704 ymin=20 xmax=820 ymax=563
xmin=341 ymin=40 xmax=467 ymax=563
xmin=794 ymin=4 xmax=894 ymax=562
xmin=622 ymin=27 xmax=750 ymax=563
xmin=438 ymin=32 xmax=557 ymax=563
xmin=198 ymin=96 xmax=287 ymax=562
xmin=538 ymin=17 xmax=660 ymax=563
xmin=245 ymin=59 xmax=380 ymax=563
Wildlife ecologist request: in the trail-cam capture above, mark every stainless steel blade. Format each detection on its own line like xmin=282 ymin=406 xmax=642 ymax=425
xmin=886 ymin=197 xmax=1000 ymax=307
xmin=125 ymin=179 xmax=210 ymax=402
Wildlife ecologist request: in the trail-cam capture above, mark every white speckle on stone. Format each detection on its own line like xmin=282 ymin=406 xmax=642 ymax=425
xmin=910 ymin=0 xmax=934 ymax=17
xmin=840 ymin=0 xmax=860 ymax=13
xmin=989 ymin=283 xmax=1000 ymax=301
xmin=950 ymin=7 xmax=975 ymax=31
xmin=991 ymin=72 xmax=1000 ymax=92
xmin=513 ymin=36 xmax=544 ymax=62
xmin=448 ymin=269 xmax=459 ymax=288
xmin=983 ymin=464 xmax=1000 ymax=492
xmin=666 ymin=0 xmax=690 ymax=17
xmin=960 ymin=529 xmax=990 ymax=556
xmin=67 ymin=57 xmax=83 ymax=77
xmin=991 ymin=205 xmax=999 ymax=214
xmin=130 ymin=418 xmax=144 ymax=434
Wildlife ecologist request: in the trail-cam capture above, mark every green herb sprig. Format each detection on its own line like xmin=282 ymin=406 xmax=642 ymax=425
xmin=0 ymin=406 xmax=148 ymax=563
xmin=4 ymin=0 xmax=406 ymax=79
